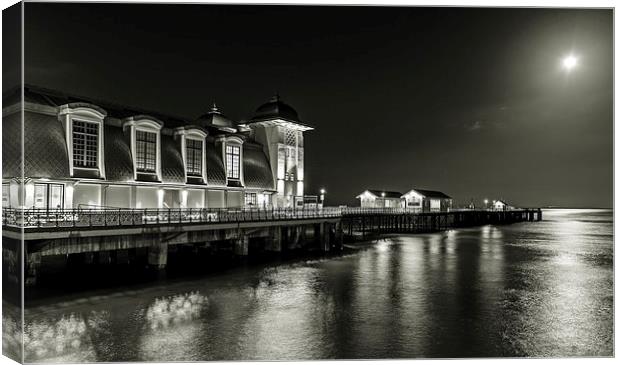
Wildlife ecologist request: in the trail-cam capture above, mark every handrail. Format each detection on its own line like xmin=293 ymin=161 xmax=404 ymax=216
xmin=1 ymin=206 xmax=534 ymax=229
xmin=1 ymin=206 xmax=343 ymax=229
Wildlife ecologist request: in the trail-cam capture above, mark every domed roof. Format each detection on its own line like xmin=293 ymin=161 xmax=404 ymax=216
xmin=251 ymin=94 xmax=301 ymax=123
xmin=197 ymin=103 xmax=235 ymax=129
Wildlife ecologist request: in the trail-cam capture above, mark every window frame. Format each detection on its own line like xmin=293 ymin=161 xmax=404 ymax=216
xmin=226 ymin=144 xmax=241 ymax=180
xmin=135 ymin=130 xmax=158 ymax=173
xmin=175 ymin=127 xmax=208 ymax=183
xmin=185 ymin=137 xmax=204 ymax=177
xmin=124 ymin=117 xmax=163 ymax=181
xmin=72 ymin=119 xmax=100 ymax=169
xmin=59 ymin=104 xmax=107 ymax=178
xmin=244 ymin=192 xmax=257 ymax=206
xmin=2 ymin=183 xmax=10 ymax=208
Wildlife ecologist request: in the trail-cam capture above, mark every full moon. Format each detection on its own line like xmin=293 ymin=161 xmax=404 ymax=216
xmin=562 ymin=55 xmax=578 ymax=70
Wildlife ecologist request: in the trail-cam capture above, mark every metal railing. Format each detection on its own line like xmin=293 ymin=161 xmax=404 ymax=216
xmin=1 ymin=207 xmax=343 ymax=229
xmin=1 ymin=206 xmax=530 ymax=229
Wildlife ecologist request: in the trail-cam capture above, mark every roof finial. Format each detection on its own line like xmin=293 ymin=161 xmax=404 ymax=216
xmin=210 ymin=102 xmax=219 ymax=113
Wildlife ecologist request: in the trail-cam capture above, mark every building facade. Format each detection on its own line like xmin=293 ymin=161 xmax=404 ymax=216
xmin=401 ymin=188 xmax=452 ymax=212
xmin=355 ymin=188 xmax=452 ymax=212
xmin=2 ymin=86 xmax=313 ymax=210
xmin=356 ymin=190 xmax=405 ymax=208
xmin=492 ymin=200 xmax=513 ymax=211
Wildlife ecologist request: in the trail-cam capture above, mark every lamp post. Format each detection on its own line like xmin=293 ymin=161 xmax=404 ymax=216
xmin=484 ymin=199 xmax=488 ymax=210
xmin=320 ymin=188 xmax=326 ymax=209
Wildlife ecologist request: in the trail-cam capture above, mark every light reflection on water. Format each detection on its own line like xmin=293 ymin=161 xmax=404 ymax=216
xmin=13 ymin=209 xmax=613 ymax=361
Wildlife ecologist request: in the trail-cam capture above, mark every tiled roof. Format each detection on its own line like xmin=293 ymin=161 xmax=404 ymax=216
xmin=25 ymin=112 xmax=71 ymax=179
xmin=3 ymin=86 xmax=277 ymax=189
xmin=249 ymin=94 xmax=313 ymax=129
xmin=243 ymin=144 xmax=274 ymax=190
xmin=3 ymin=111 xmax=71 ymax=179
xmin=2 ymin=112 xmax=22 ymax=178
xmin=252 ymin=95 xmax=301 ymax=123
xmin=411 ymin=189 xmax=452 ymax=199
xmin=17 ymin=85 xmax=191 ymax=129
xmin=160 ymin=135 xmax=185 ymax=184
xmin=103 ymin=125 xmax=134 ymax=181
xmin=366 ymin=190 xmax=403 ymax=199
xmin=206 ymin=140 xmax=226 ymax=187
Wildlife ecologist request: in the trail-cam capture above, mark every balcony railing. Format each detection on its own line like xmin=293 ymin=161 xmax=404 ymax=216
xmin=1 ymin=206 xmax=524 ymax=229
xmin=1 ymin=207 xmax=343 ymax=229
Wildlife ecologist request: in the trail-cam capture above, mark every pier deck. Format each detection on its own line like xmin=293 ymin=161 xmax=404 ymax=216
xmin=1 ymin=207 xmax=542 ymax=285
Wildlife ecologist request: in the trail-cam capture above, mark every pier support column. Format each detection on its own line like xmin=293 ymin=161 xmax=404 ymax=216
xmin=313 ymin=223 xmax=327 ymax=251
xmin=287 ymin=226 xmax=303 ymax=250
xmin=97 ymin=251 xmax=111 ymax=265
xmin=116 ymin=250 xmax=130 ymax=265
xmin=234 ymin=236 xmax=249 ymax=256
xmin=83 ymin=252 xmax=95 ymax=265
xmin=317 ymin=222 xmax=331 ymax=252
xmin=148 ymin=241 xmax=168 ymax=269
xmin=334 ymin=221 xmax=344 ymax=249
xmin=265 ymin=226 xmax=283 ymax=252
xmin=25 ymin=252 xmax=42 ymax=286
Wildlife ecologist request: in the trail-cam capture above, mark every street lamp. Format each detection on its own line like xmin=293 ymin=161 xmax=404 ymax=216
xmin=319 ymin=188 xmax=326 ymax=208
xmin=484 ymin=199 xmax=488 ymax=210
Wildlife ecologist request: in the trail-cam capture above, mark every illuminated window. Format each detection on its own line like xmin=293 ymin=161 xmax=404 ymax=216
xmin=136 ymin=130 xmax=157 ymax=173
xmin=72 ymin=120 xmax=99 ymax=168
xmin=185 ymin=139 xmax=203 ymax=176
xmin=244 ymin=193 xmax=257 ymax=206
xmin=226 ymin=145 xmax=240 ymax=179
xmin=2 ymin=183 xmax=9 ymax=207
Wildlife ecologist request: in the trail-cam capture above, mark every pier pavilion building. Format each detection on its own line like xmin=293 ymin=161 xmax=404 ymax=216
xmin=356 ymin=188 xmax=453 ymax=212
xmin=356 ymin=190 xmax=405 ymax=208
xmin=2 ymin=85 xmax=312 ymax=210
xmin=401 ymin=188 xmax=453 ymax=212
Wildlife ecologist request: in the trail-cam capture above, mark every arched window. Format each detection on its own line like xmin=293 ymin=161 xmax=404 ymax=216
xmin=123 ymin=116 xmax=163 ymax=181
xmin=174 ymin=127 xmax=208 ymax=183
xmin=217 ymin=135 xmax=244 ymax=187
xmin=59 ymin=103 xmax=107 ymax=179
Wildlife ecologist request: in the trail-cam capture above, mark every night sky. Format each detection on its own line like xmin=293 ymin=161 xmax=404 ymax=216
xmin=14 ymin=3 xmax=613 ymax=208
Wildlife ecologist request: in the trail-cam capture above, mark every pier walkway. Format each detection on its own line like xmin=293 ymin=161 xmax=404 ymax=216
xmin=1 ymin=207 xmax=542 ymax=285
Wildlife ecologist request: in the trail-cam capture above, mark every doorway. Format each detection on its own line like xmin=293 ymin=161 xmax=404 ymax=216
xmin=162 ymin=189 xmax=181 ymax=208
xmin=34 ymin=183 xmax=64 ymax=210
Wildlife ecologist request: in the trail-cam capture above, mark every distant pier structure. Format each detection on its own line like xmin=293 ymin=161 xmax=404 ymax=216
xmin=341 ymin=207 xmax=543 ymax=238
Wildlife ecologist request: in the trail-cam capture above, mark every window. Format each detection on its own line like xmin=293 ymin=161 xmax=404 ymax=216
xmin=186 ymin=139 xmax=203 ymax=176
xmin=245 ymin=193 xmax=257 ymax=206
xmin=33 ymin=183 xmax=64 ymax=209
xmin=2 ymin=184 xmax=9 ymax=207
xmin=136 ymin=130 xmax=157 ymax=173
xmin=226 ymin=145 xmax=240 ymax=179
xmin=72 ymin=120 xmax=99 ymax=168
xmin=285 ymin=129 xmax=297 ymax=146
